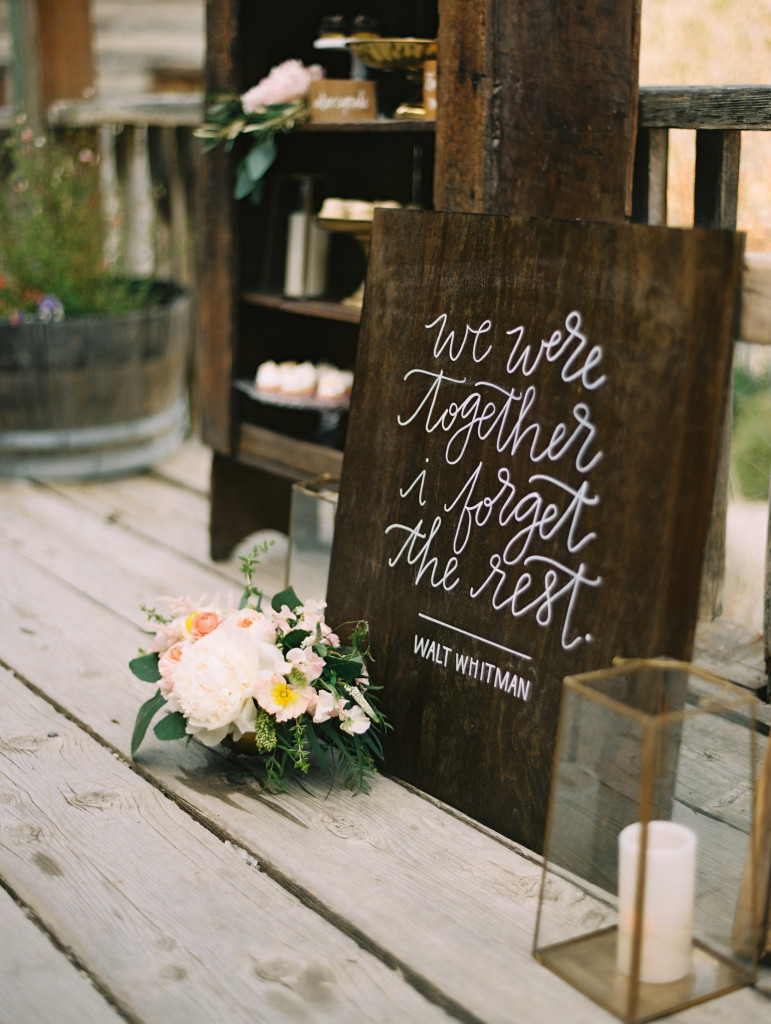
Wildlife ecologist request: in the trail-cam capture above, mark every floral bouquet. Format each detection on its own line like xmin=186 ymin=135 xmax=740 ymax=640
xmin=130 ymin=546 xmax=388 ymax=794
xmin=194 ymin=59 xmax=324 ymax=203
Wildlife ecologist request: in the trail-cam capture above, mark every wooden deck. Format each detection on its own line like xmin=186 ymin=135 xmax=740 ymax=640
xmin=0 ymin=437 xmax=769 ymax=1023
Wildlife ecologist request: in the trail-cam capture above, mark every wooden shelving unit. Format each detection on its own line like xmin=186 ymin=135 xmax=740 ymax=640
xmin=196 ymin=1 xmax=438 ymax=557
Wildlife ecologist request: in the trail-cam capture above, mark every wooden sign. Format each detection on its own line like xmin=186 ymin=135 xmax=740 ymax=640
xmin=308 ymin=80 xmax=377 ymax=122
xmin=326 ymin=210 xmax=743 ymax=852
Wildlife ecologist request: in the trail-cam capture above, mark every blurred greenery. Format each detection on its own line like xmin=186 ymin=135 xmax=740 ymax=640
xmin=731 ymin=365 xmax=771 ymax=501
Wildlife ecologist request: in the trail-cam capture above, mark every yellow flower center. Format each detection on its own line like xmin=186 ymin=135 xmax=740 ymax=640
xmin=271 ymin=681 xmax=295 ymax=707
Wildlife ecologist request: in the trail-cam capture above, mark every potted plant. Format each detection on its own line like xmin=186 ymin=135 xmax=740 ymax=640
xmin=0 ymin=119 xmax=192 ymax=478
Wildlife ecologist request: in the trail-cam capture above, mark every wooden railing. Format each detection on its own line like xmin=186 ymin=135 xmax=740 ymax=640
xmin=0 ymin=94 xmax=202 ymax=288
xmin=632 ymin=85 xmax=771 ymax=690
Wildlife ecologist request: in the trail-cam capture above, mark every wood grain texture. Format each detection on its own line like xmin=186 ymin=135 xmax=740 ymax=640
xmin=195 ymin=0 xmax=240 ymax=455
xmin=0 ymin=535 xmax=766 ymax=1022
xmin=327 ymin=209 xmax=743 ymax=852
xmin=0 ymin=670 xmax=452 ymax=1024
xmin=638 ymin=86 xmax=771 ymax=130
xmin=0 ymin=885 xmax=123 ymax=1024
xmin=434 ymin=0 xmax=642 ymax=220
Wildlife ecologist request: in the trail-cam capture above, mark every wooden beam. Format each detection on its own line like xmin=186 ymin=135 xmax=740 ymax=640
xmin=9 ymin=0 xmax=94 ymax=128
xmin=37 ymin=0 xmax=94 ymax=107
xmin=434 ymin=0 xmax=643 ymax=220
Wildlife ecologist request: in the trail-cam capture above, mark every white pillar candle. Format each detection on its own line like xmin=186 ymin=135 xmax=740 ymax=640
xmin=284 ymin=212 xmax=329 ymax=299
xmin=617 ymin=820 xmax=697 ymax=984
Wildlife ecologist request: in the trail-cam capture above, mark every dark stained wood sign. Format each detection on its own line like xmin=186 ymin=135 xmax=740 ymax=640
xmin=326 ymin=209 xmax=743 ymax=852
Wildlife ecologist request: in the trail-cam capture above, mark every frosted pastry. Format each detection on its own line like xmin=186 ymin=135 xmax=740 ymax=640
xmin=318 ymin=197 xmax=348 ymax=219
xmin=255 ymin=360 xmax=282 ymax=391
xmin=317 ymin=367 xmax=353 ymax=399
xmin=281 ymin=360 xmax=317 ymax=395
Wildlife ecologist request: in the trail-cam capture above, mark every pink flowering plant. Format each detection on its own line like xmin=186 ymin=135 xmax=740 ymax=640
xmin=130 ymin=544 xmax=388 ymax=794
xmin=194 ymin=59 xmax=324 ymax=203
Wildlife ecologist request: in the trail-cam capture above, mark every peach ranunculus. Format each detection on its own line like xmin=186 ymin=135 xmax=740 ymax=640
xmin=240 ymin=60 xmax=323 ymax=113
xmin=188 ymin=610 xmax=223 ymax=640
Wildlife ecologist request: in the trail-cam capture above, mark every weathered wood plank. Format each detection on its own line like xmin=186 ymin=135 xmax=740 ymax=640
xmin=41 ymin=471 xmax=288 ymax=592
xmin=0 ymin=542 xmax=768 ymax=1021
xmin=639 ymin=86 xmax=771 ymax=130
xmin=0 ymin=478 xmax=245 ymax=627
xmin=0 ymin=670 xmax=453 ymax=1024
xmin=0 ymin=884 xmax=124 ymax=1024
xmin=150 ymin=435 xmax=213 ymax=495
xmin=47 ymin=95 xmax=203 ymax=128
xmin=434 ymin=1 xmax=642 ymax=220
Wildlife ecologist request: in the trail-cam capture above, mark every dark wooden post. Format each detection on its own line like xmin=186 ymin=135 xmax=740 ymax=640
xmin=693 ymin=129 xmax=742 ymax=619
xmin=434 ymin=0 xmax=642 ymax=221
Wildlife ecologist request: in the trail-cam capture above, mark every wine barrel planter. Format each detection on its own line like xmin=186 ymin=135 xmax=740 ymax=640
xmin=0 ymin=284 xmax=192 ymax=478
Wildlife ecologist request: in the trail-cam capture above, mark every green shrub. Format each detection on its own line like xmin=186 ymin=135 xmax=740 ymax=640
xmin=0 ymin=121 xmax=152 ymax=319
xmin=731 ymin=385 xmax=771 ymax=501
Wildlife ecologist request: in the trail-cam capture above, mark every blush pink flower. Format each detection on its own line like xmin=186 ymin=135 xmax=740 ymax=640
xmin=158 ymin=641 xmax=186 ymax=680
xmin=254 ymin=673 xmax=314 ymax=723
xmin=308 ymin=689 xmax=346 ymax=723
xmin=241 ymin=60 xmax=323 ymax=113
xmin=221 ymin=608 xmax=277 ymax=644
xmin=286 ymin=646 xmax=325 ymax=684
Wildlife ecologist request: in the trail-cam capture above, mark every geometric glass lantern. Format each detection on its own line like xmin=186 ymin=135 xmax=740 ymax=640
xmin=533 ymin=659 xmax=759 ymax=1023
xmin=286 ymin=473 xmax=339 ymax=598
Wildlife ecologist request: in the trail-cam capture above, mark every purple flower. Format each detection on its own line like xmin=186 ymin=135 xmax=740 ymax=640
xmin=37 ymin=294 xmax=64 ymax=322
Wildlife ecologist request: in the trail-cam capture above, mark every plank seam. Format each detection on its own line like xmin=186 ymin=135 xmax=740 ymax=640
xmin=0 ymin=657 xmax=488 ymax=1024
xmin=0 ymin=874 xmax=142 ymax=1024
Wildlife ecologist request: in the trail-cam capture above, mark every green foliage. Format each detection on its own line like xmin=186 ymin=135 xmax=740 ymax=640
xmin=0 ymin=121 xmax=153 ymax=317
xmin=732 ymin=385 xmax=771 ymax=500
xmin=238 ymin=539 xmax=274 ymax=610
xmin=271 ymin=585 xmax=302 ymax=613
xmin=153 ymin=712 xmax=188 ymax=742
xmin=129 ymin=652 xmax=162 ymax=683
xmin=131 ymin=689 xmax=167 ymax=757
xmin=194 ymin=97 xmax=309 ymax=204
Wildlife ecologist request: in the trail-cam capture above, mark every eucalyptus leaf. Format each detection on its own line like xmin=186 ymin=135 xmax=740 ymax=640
xmin=129 ymin=652 xmax=161 ymax=683
xmin=271 ymin=585 xmax=302 ymax=613
xmin=245 ymin=138 xmax=277 ymax=181
xmin=153 ymin=712 xmax=188 ymax=742
xmin=131 ymin=689 xmax=167 ymax=757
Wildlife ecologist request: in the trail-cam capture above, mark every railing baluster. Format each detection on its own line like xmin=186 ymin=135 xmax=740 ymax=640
xmin=694 ymin=128 xmax=741 ymax=230
xmin=632 ymin=126 xmax=669 ymax=225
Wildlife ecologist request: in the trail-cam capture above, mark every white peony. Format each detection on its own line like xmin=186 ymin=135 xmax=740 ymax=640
xmin=169 ymin=626 xmax=288 ymax=747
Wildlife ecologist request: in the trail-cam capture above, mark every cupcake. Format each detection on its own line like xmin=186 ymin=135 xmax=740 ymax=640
xmin=317 ymin=366 xmax=353 ymax=400
xmin=281 ymin=360 xmax=318 ymax=396
xmin=255 ymin=360 xmax=282 ymax=391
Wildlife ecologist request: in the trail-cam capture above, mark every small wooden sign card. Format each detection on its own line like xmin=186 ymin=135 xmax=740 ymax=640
xmin=326 ymin=210 xmax=743 ymax=852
